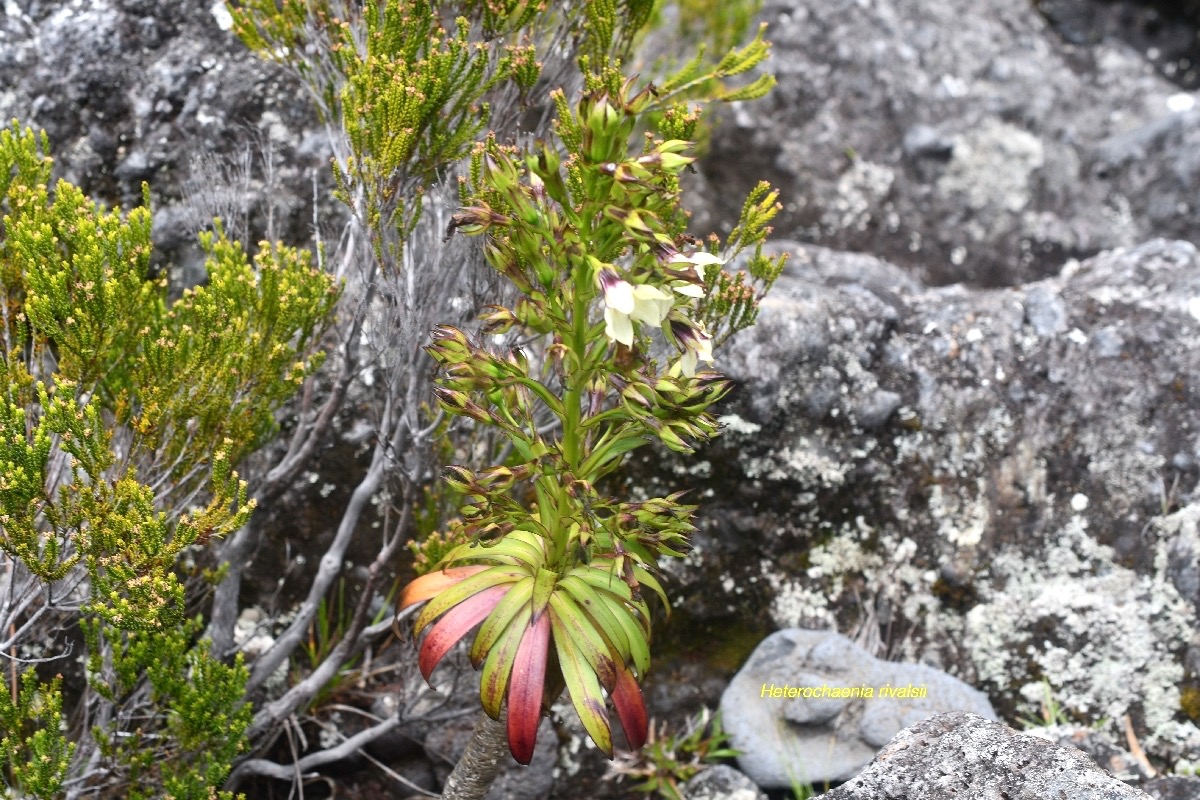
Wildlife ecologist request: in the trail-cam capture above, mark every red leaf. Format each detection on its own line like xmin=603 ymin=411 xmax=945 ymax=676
xmin=400 ymin=565 xmax=489 ymax=610
xmin=611 ymin=663 xmax=648 ymax=751
xmin=418 ymin=584 xmax=507 ymax=682
xmin=507 ymin=611 xmax=550 ymax=765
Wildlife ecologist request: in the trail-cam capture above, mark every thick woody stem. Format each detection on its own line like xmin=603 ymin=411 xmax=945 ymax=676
xmin=440 ymin=710 xmax=510 ymax=800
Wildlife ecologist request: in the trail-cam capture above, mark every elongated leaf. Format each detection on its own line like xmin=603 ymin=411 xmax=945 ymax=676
xmin=437 ymin=541 xmax=511 ymax=566
xmin=480 ymin=603 xmax=531 ymax=720
xmin=399 ymin=565 xmax=488 ymax=610
xmin=564 ymin=574 xmax=650 ymax=676
xmin=631 ymin=564 xmax=670 ymax=615
xmin=419 ymin=584 xmax=508 ymax=682
xmin=530 ymin=566 xmax=557 ymax=620
xmin=548 ymin=591 xmax=617 ymax=687
xmin=572 ymin=563 xmax=634 ymax=602
xmin=453 ymin=530 xmax=547 ymax=570
xmin=551 ymin=602 xmax=613 ymax=757
xmin=607 ymin=600 xmax=651 ymax=677
xmin=574 ymin=565 xmax=654 ymax=635
xmin=557 ymin=575 xmax=630 ymax=662
xmin=414 ymin=565 xmax=526 ymax=635
xmin=437 ymin=529 xmax=545 ymax=568
xmin=470 ymin=578 xmax=534 ymax=667
xmin=507 ymin=612 xmax=550 ymax=765
xmin=610 ymin=663 xmax=648 ymax=751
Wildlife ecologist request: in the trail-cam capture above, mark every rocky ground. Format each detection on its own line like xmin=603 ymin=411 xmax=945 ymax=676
xmin=4 ymin=0 xmax=1200 ymax=797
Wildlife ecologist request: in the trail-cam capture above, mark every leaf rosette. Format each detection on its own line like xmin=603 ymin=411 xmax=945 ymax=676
xmin=399 ymin=531 xmax=658 ymax=764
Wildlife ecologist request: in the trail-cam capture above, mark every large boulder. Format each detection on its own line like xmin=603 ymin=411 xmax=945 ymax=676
xmin=812 ymin=711 xmax=1154 ymax=800
xmin=720 ymin=629 xmax=995 ymax=787
xmin=649 ymin=237 xmax=1200 ymax=771
xmin=701 ymin=0 xmax=1200 ymax=286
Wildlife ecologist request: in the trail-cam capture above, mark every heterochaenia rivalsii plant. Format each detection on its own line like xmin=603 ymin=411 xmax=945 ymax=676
xmin=398 ymin=52 xmax=785 ymax=794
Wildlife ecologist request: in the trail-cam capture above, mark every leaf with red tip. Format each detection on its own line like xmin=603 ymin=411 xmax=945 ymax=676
xmin=414 ymin=565 xmax=525 ymax=635
xmin=480 ymin=603 xmax=531 ymax=720
xmin=611 ymin=663 xmax=648 ymax=751
xmin=548 ymin=591 xmax=618 ymax=688
xmin=506 ymin=611 xmax=550 ymax=765
xmin=418 ymin=584 xmax=508 ymax=682
xmin=399 ymin=565 xmax=488 ymax=610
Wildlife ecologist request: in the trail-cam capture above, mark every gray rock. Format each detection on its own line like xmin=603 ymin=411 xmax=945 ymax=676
xmin=962 ymin=517 xmax=1197 ymax=764
xmin=702 ymin=0 xmax=1199 ymax=286
xmin=812 ymin=712 xmax=1154 ymax=800
xmin=681 ymin=765 xmax=768 ymax=800
xmin=1143 ymin=776 xmax=1200 ymax=800
xmin=1161 ymin=506 xmax=1200 ymax=609
xmin=1028 ymin=725 xmax=1156 ymax=783
xmin=720 ymin=629 xmax=996 ymax=788
xmin=662 ymin=239 xmax=1200 ymax=774
xmin=1024 ymin=284 xmax=1068 ymax=337
xmin=0 ymin=0 xmax=338 ymax=288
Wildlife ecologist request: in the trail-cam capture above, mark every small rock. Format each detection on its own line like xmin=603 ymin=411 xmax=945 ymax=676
xmin=681 ymin=764 xmax=769 ymax=800
xmin=1024 ymin=284 xmax=1068 ymax=337
xmin=902 ymin=125 xmax=954 ymax=161
xmin=720 ymin=629 xmax=997 ymax=788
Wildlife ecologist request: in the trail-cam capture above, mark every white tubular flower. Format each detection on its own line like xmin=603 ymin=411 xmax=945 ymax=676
xmin=667 ymin=250 xmax=724 ymax=298
xmin=670 ymin=319 xmax=714 ymax=377
xmin=668 ymin=250 xmax=725 ymax=277
xmin=598 ymin=267 xmax=673 ymax=346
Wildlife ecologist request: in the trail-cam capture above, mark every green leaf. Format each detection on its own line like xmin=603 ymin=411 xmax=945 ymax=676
xmin=550 ymin=600 xmax=614 ymax=757
xmin=479 ymin=603 xmax=532 ymax=720
xmin=557 ymin=574 xmax=632 ymax=666
xmin=548 ymin=591 xmax=618 ymax=686
xmin=414 ymin=566 xmax=526 ymax=635
xmin=470 ymin=578 xmax=535 ymax=666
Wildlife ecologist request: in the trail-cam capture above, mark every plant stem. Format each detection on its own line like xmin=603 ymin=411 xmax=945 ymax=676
xmin=440 ymin=710 xmax=510 ymax=800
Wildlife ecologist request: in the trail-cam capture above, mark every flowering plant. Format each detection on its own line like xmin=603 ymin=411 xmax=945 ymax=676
xmin=400 ymin=57 xmax=786 ymax=766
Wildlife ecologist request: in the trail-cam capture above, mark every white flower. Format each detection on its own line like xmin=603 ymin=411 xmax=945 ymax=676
xmin=671 ymin=282 xmax=705 ymax=298
xmin=668 ymin=250 xmax=725 ymax=276
xmin=667 ymin=250 xmax=724 ymax=298
xmin=670 ymin=319 xmax=714 ymax=377
xmin=599 ymin=268 xmax=673 ymax=346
